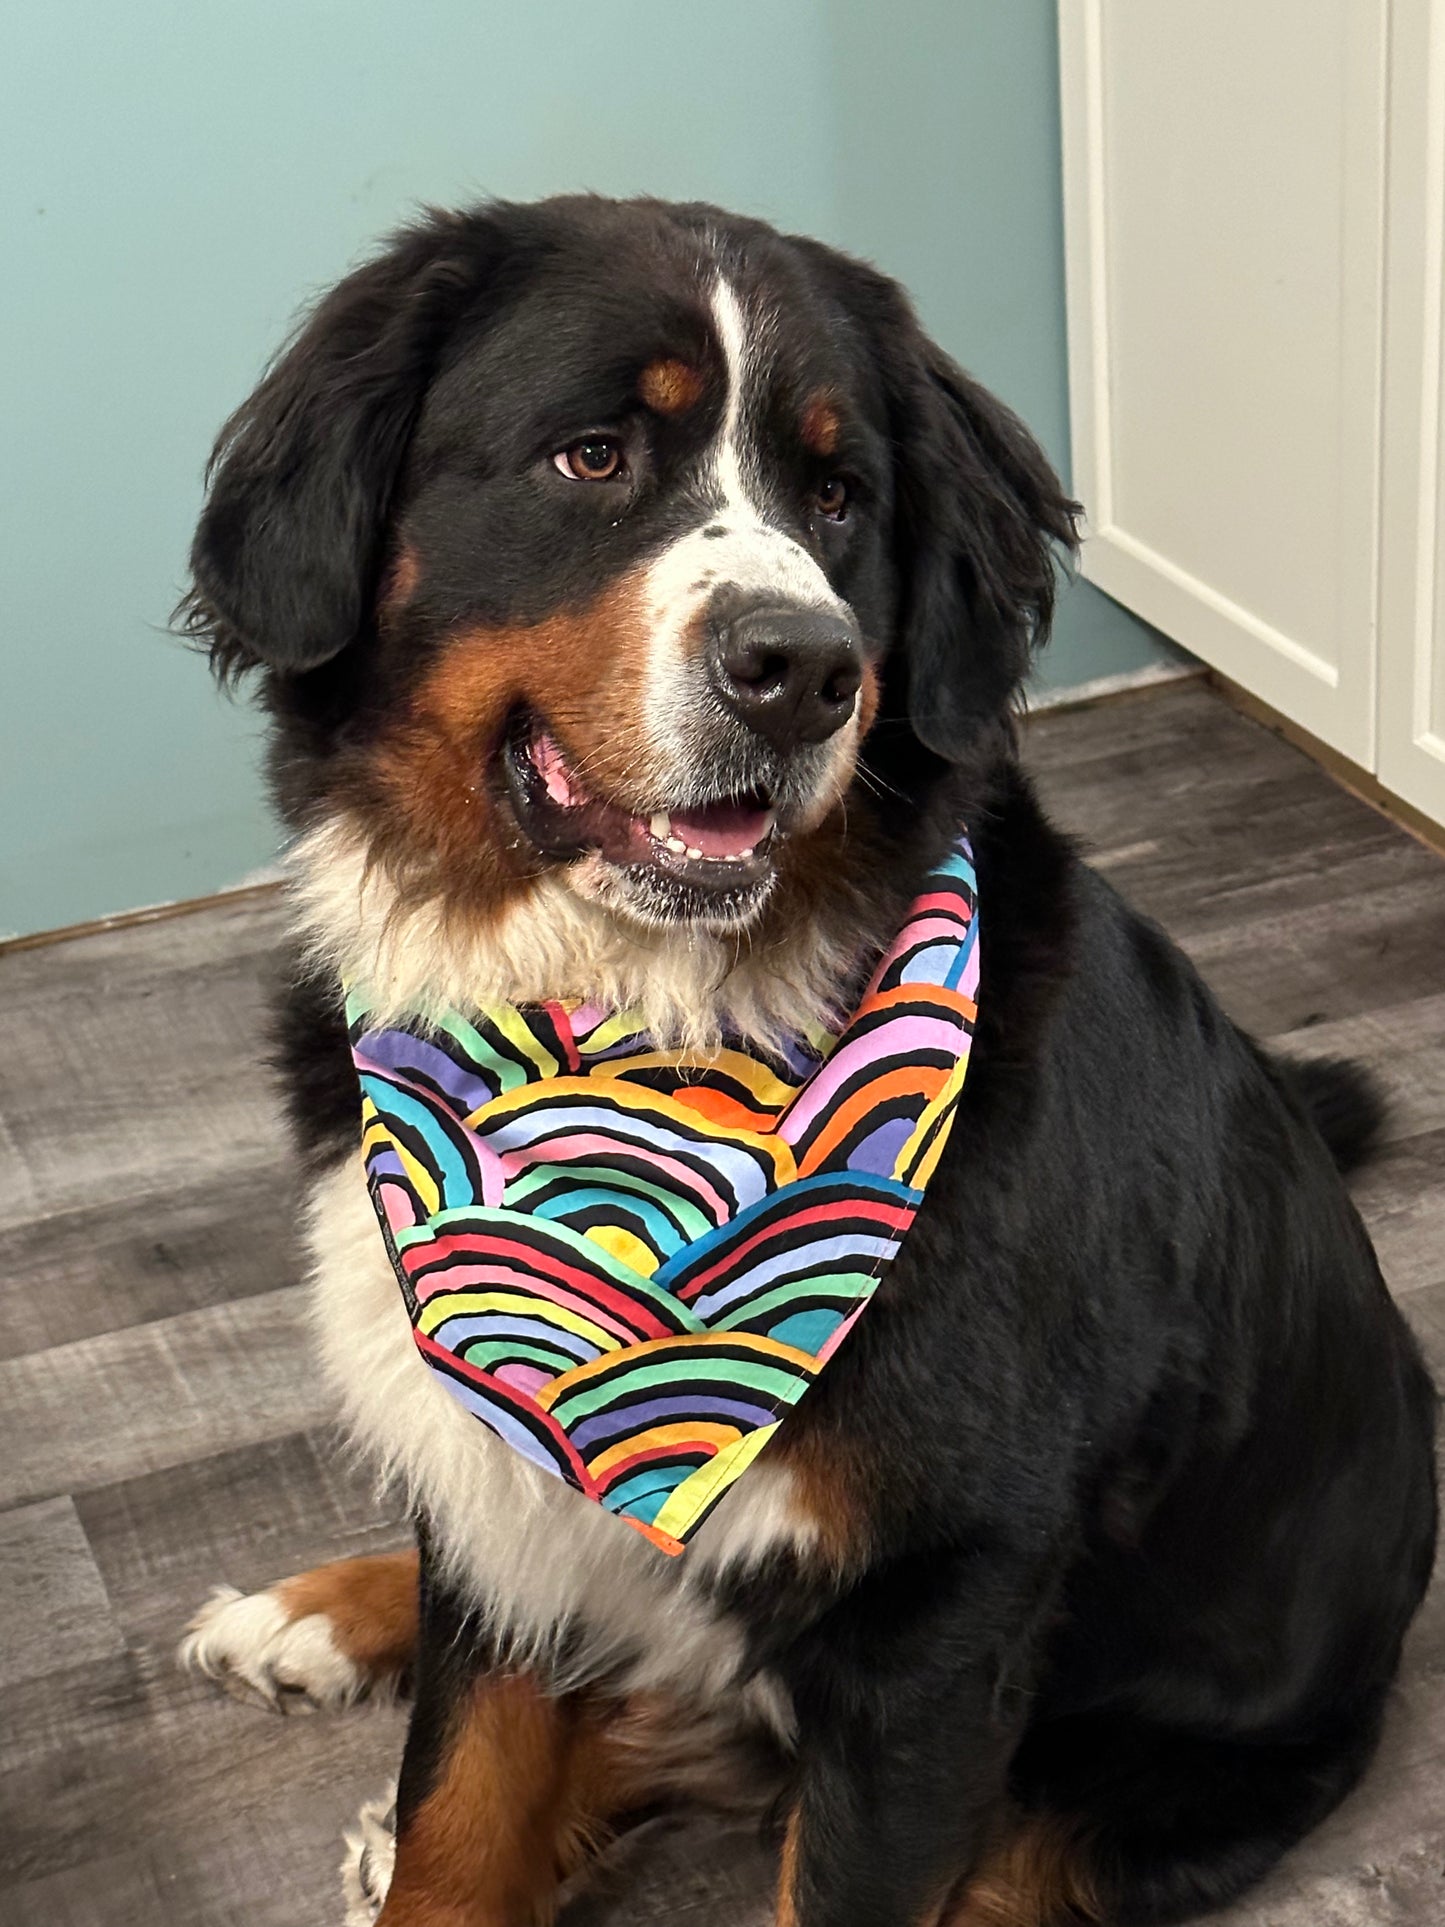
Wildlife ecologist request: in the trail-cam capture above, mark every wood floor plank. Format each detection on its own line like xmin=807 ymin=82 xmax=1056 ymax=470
xmin=1027 ymin=691 xmax=1400 ymax=881
xmin=1029 ymin=707 xmax=1392 ymax=849
xmin=1023 ymin=680 xmax=1270 ymax=779
xmin=1105 ymin=830 xmax=1433 ymax=957
xmin=0 ymin=1497 xmax=125 ymax=1691
xmin=1174 ymin=872 xmax=1445 ymax=1037
xmin=0 ymin=1288 xmax=320 ymax=1510
xmin=0 ymin=1164 xmax=305 ymax=1361
xmin=1400 ymin=1278 xmax=1445 ymax=1370
xmin=1351 ymin=1128 xmax=1445 ymax=1299
xmin=2 ymin=1846 xmax=175 ymax=1927
xmin=1268 ymin=993 xmax=1445 ymax=1150
xmin=0 ymin=888 xmax=289 ymax=994
xmin=0 ymin=899 xmax=289 ymax=1237
xmin=0 ymin=1643 xmax=405 ymax=1918
xmin=75 ymin=1431 xmax=409 ymax=1650
xmin=1027 ymin=693 xmax=1445 ymax=1039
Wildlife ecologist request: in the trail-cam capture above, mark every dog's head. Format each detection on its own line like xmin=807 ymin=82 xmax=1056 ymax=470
xmin=184 ymin=197 xmax=1075 ymax=1022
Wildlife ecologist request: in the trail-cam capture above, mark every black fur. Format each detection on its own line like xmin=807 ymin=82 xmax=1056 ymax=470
xmin=1279 ymin=1054 xmax=1391 ymax=1177
xmin=180 ymin=208 xmax=511 ymax=680
xmin=185 ymin=197 xmax=1438 ymax=1926
xmin=746 ymin=775 xmax=1437 ymax=1922
xmin=266 ymin=951 xmax=361 ymax=1177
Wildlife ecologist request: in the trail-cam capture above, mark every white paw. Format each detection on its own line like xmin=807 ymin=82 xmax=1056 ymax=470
xmin=342 ymin=1789 xmax=397 ymax=1924
xmin=178 ymin=1583 xmax=367 ymax=1712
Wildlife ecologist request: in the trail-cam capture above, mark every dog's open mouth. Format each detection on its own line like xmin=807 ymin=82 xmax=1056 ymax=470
xmin=502 ymin=716 xmax=777 ymax=893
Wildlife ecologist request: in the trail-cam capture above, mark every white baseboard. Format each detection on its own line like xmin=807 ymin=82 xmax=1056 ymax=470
xmin=1025 ymin=659 xmax=1204 ymax=713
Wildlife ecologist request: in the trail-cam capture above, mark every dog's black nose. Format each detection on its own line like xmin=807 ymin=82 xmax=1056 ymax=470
xmin=710 ymin=606 xmax=863 ymax=751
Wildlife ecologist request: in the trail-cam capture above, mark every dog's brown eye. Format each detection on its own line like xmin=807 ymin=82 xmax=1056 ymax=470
xmin=815 ymin=477 xmax=848 ymax=521
xmin=555 ymin=438 xmax=624 ymax=482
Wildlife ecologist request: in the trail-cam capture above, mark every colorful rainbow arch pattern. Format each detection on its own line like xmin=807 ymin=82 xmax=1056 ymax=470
xmin=347 ymin=837 xmax=979 ymax=1555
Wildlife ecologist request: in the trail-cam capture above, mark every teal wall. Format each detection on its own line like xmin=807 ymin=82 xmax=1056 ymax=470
xmin=1 ymin=0 xmax=1176 ymax=939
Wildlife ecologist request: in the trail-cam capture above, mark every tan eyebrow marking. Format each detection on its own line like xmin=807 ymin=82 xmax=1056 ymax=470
xmin=377 ymin=540 xmax=422 ymax=633
xmin=800 ymin=392 xmax=842 ymax=459
xmin=638 ymin=357 xmax=705 ymax=416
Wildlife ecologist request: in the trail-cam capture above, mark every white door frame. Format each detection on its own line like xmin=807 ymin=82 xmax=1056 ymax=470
xmin=1378 ymin=0 xmax=1445 ymax=825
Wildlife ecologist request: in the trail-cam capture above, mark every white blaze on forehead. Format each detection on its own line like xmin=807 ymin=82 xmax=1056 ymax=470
xmin=697 ymin=278 xmax=840 ymax=606
xmin=707 ymin=278 xmax=762 ymax=522
xmin=640 ymin=279 xmax=849 ymax=777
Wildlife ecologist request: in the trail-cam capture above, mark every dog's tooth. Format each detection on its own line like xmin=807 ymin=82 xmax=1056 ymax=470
xmin=666 ymin=837 xmax=687 ymax=854
xmin=649 ymin=812 xmax=671 ymax=840
xmin=686 ymin=846 xmax=704 ymax=861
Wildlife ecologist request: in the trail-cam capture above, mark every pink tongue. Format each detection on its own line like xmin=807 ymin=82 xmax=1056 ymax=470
xmin=531 ymin=732 xmax=773 ymax=858
xmin=533 ymin=732 xmax=584 ymax=807
xmin=666 ymin=802 xmax=773 ymax=857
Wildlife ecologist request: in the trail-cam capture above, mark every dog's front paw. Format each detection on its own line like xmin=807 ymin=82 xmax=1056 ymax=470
xmin=178 ymin=1583 xmax=368 ymax=1713
xmin=342 ymin=1790 xmax=397 ymax=1924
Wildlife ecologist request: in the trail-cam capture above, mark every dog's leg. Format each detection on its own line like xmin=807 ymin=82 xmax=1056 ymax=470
xmin=350 ymin=1691 xmax=775 ymax=1926
xmin=941 ymin=1815 xmax=1100 ymax=1927
xmin=377 ymin=1669 xmax=627 ymax=1927
xmin=180 ymin=1549 xmax=418 ymax=1710
xmin=777 ymin=1758 xmax=1062 ymax=1927
xmin=775 ymin=1748 xmax=1102 ymax=1927
xmin=772 ymin=1554 xmax=1067 ymax=1927
xmin=373 ymin=1550 xmax=752 ymax=1927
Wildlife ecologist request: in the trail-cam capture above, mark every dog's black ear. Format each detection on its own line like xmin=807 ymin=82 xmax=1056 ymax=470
xmin=891 ymin=334 xmax=1080 ymax=759
xmin=787 ymin=236 xmax=1079 ymax=759
xmin=180 ymin=207 xmax=506 ymax=679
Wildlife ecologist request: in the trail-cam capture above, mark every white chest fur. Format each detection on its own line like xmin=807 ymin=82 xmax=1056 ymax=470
xmin=305 ymin=1158 xmax=818 ymax=1712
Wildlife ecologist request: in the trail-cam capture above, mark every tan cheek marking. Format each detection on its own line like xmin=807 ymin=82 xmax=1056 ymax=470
xmin=801 ymin=393 xmax=842 ymax=459
xmin=417 ymin=574 xmax=657 ymax=794
xmin=639 ymin=357 xmax=705 ymax=416
xmin=365 ymin=570 xmax=661 ymax=890
xmin=276 ymin=1550 xmax=419 ymax=1683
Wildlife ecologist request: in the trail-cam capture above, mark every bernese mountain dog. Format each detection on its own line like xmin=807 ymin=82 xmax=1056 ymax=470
xmin=177 ymin=195 xmax=1437 ymax=1927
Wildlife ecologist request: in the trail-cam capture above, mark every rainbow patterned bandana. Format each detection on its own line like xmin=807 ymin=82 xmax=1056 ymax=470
xmin=347 ymin=836 xmax=979 ymax=1556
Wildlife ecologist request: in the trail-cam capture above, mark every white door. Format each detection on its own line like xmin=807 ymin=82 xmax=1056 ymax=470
xmin=1059 ymin=0 xmax=1388 ymax=767
xmin=1378 ymin=0 xmax=1445 ymax=825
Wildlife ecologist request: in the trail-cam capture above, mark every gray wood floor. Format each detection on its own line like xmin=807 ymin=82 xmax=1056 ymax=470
xmin=1 ymin=680 xmax=1441 ymax=1927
